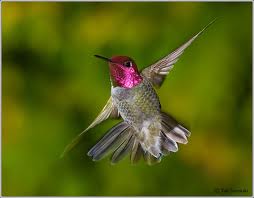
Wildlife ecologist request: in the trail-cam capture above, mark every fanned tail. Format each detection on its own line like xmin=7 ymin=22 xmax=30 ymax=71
xmin=87 ymin=112 xmax=190 ymax=165
xmin=87 ymin=121 xmax=161 ymax=165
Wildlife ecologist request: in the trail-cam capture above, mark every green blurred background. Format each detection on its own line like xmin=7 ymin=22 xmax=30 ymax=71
xmin=2 ymin=2 xmax=252 ymax=196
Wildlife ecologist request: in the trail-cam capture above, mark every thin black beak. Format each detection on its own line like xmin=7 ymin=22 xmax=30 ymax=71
xmin=94 ymin=55 xmax=112 ymax=63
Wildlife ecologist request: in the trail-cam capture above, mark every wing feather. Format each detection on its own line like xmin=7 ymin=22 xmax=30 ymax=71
xmin=61 ymin=96 xmax=119 ymax=157
xmin=142 ymin=19 xmax=217 ymax=87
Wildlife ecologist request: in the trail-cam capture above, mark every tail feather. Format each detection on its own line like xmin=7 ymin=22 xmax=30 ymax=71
xmin=87 ymin=121 xmax=129 ymax=161
xmin=111 ymin=133 xmax=135 ymax=164
xmin=159 ymin=112 xmax=190 ymax=156
xmin=143 ymin=151 xmax=161 ymax=165
xmin=87 ymin=112 xmax=190 ymax=164
xmin=130 ymin=139 xmax=143 ymax=164
xmin=161 ymin=131 xmax=178 ymax=152
xmin=161 ymin=112 xmax=191 ymax=144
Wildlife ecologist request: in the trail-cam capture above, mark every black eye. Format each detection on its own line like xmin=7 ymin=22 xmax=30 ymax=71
xmin=123 ymin=61 xmax=132 ymax=67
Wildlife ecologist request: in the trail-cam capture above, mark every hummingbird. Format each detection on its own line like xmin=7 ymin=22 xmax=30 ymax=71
xmin=61 ymin=19 xmax=216 ymax=165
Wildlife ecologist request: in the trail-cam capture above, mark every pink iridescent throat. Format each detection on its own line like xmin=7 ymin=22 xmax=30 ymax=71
xmin=109 ymin=63 xmax=143 ymax=88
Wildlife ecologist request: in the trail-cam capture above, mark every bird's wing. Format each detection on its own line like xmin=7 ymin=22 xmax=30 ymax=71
xmin=141 ymin=19 xmax=217 ymax=88
xmin=61 ymin=96 xmax=119 ymax=157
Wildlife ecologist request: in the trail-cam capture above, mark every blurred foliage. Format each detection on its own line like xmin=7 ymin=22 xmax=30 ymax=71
xmin=2 ymin=2 xmax=252 ymax=196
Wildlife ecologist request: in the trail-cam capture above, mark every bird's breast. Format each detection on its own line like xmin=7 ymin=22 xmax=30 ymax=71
xmin=111 ymin=78 xmax=161 ymax=128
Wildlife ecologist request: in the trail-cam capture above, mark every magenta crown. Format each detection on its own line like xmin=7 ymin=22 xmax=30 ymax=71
xmin=95 ymin=55 xmax=143 ymax=88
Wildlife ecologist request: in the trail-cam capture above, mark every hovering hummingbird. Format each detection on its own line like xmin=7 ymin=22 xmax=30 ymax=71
xmin=62 ymin=19 xmax=216 ymax=165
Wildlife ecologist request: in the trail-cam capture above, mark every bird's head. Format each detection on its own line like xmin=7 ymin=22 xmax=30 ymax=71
xmin=94 ymin=55 xmax=143 ymax=88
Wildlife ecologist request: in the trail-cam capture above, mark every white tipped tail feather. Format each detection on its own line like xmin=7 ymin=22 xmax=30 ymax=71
xmin=87 ymin=112 xmax=190 ymax=165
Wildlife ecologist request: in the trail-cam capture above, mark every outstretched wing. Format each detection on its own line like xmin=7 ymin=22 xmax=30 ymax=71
xmin=61 ymin=96 xmax=119 ymax=157
xmin=141 ymin=19 xmax=217 ymax=88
